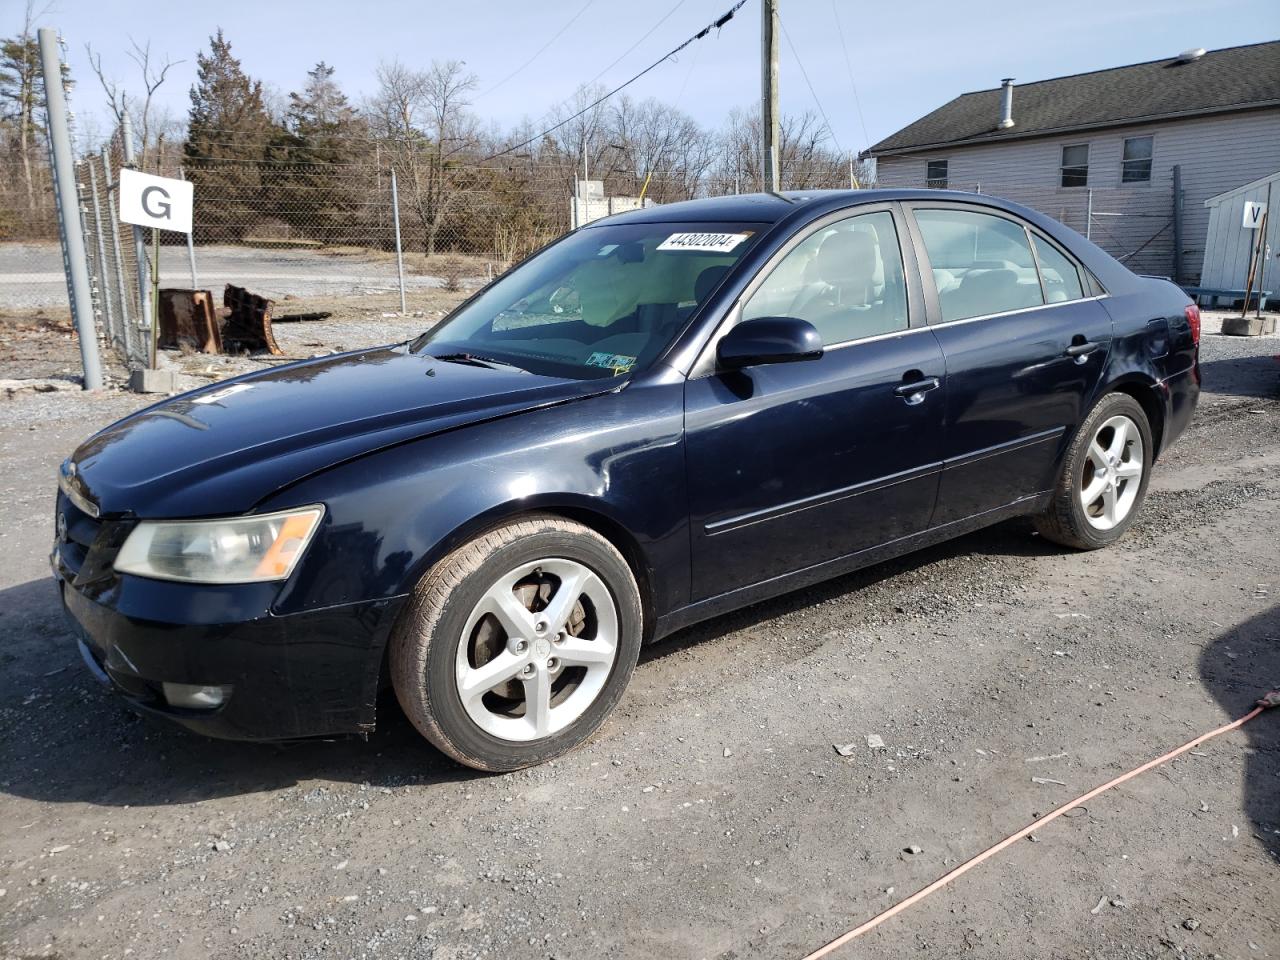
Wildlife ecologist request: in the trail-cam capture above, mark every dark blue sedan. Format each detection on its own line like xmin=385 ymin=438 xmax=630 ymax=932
xmin=52 ymin=190 xmax=1200 ymax=770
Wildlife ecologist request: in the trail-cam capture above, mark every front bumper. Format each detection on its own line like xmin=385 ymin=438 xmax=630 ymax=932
xmin=53 ymin=544 xmax=405 ymax=741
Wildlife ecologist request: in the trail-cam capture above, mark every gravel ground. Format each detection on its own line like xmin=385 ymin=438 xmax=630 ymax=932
xmin=0 ymin=312 xmax=1277 ymax=960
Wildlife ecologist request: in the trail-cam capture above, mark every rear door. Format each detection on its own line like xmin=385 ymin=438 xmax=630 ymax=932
xmin=683 ymin=205 xmax=947 ymax=601
xmin=905 ymin=203 xmax=1113 ymax=525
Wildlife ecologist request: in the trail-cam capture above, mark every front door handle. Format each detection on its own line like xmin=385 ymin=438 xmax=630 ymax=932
xmin=1065 ymin=340 xmax=1100 ymax=361
xmin=893 ymin=376 xmax=941 ymax=405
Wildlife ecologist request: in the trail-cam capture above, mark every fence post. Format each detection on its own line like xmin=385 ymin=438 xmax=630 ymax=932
xmin=122 ymin=108 xmax=154 ymax=364
xmin=390 ymin=168 xmax=407 ymax=314
xmin=101 ymin=149 xmax=135 ymax=361
xmin=179 ymin=166 xmax=199 ymax=289
xmin=38 ymin=27 xmax=103 ymax=390
xmin=85 ymin=161 xmax=118 ymax=353
xmin=1171 ymin=164 xmax=1183 ymax=284
xmin=1086 ymin=188 xmax=1093 ymax=240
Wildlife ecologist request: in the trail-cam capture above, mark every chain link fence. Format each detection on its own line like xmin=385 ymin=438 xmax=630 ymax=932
xmin=7 ymin=142 xmax=1181 ymax=374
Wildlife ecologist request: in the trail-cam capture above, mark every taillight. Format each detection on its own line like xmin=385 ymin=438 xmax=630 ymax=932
xmin=1185 ymin=303 xmax=1201 ymax=345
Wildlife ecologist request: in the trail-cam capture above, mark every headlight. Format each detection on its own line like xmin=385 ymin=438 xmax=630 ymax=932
xmin=114 ymin=506 xmax=324 ymax=584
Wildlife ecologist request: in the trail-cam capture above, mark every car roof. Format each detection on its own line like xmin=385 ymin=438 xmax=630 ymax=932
xmin=592 ymin=188 xmax=1029 ymax=226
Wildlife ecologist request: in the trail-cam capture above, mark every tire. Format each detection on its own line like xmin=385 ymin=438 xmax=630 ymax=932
xmin=390 ymin=514 xmax=643 ymax=772
xmin=1035 ymin=392 xmax=1154 ymax=550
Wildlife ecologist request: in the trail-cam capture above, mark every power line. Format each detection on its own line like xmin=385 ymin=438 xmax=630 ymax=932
xmin=482 ymin=0 xmax=747 ymax=163
xmin=829 ymin=0 xmax=870 ymax=153
xmin=576 ymin=0 xmax=689 ymax=96
xmin=474 ymin=0 xmax=599 ymax=100
xmin=777 ymin=13 xmax=844 ymax=156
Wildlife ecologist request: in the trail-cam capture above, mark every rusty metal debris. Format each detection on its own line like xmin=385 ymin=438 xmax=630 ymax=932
xmin=158 ymin=289 xmax=222 ymax=354
xmin=221 ymin=284 xmax=282 ymax=356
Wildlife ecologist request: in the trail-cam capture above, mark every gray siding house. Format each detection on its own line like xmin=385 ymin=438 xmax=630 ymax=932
xmin=863 ymin=42 xmax=1280 ymax=281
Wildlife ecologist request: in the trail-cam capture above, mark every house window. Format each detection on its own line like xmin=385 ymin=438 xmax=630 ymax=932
xmin=1060 ymin=144 xmax=1089 ymax=187
xmin=1121 ymin=136 xmax=1153 ymax=183
xmin=926 ymin=159 xmax=948 ymax=189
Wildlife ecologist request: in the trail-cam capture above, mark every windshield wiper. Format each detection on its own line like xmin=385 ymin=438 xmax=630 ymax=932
xmin=429 ymin=352 xmax=529 ymax=372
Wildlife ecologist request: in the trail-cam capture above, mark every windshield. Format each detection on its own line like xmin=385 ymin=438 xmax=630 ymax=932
xmin=410 ymin=221 xmax=766 ymax=379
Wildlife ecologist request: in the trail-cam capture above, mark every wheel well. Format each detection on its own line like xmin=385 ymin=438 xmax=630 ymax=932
xmin=540 ymin=506 xmax=657 ymax=643
xmin=1109 ymin=381 xmax=1165 ymax=460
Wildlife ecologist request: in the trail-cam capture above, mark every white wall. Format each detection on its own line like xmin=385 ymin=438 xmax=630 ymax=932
xmin=874 ymin=109 xmax=1280 ymax=281
xmin=1201 ymin=173 xmax=1280 ymax=294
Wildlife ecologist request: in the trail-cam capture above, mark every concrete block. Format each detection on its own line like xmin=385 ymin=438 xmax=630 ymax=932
xmin=1220 ymin=315 xmax=1277 ymax=337
xmin=129 ymin=368 xmax=181 ymax=394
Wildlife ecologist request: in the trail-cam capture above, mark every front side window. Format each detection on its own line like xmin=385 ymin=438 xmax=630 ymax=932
xmin=914 ymin=208 xmax=1045 ymax=322
xmin=1060 ymin=144 xmax=1089 ymax=187
xmin=926 ymin=159 xmax=948 ymax=189
xmin=1121 ymin=136 xmax=1153 ymax=183
xmin=1031 ymin=234 xmax=1085 ymax=303
xmin=742 ymin=210 xmax=909 ymax=345
xmin=411 ymin=221 xmax=763 ymax=378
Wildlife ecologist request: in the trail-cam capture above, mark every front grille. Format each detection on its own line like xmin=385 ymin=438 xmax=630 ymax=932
xmin=55 ymin=493 xmax=130 ymax=584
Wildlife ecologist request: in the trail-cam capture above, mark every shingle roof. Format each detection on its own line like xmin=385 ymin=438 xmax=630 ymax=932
xmin=863 ymin=41 xmax=1280 ymax=158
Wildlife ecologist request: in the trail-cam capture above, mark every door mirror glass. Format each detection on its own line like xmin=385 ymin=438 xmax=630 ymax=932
xmin=717 ymin=316 xmax=823 ymax=370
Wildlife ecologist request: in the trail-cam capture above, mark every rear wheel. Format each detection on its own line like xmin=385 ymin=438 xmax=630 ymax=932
xmin=1036 ymin=393 xmax=1153 ymax=550
xmin=390 ymin=515 xmax=642 ymax=772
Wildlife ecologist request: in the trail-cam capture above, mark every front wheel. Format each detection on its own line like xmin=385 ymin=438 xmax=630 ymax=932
xmin=390 ymin=515 xmax=643 ymax=772
xmin=1035 ymin=393 xmax=1153 ymax=550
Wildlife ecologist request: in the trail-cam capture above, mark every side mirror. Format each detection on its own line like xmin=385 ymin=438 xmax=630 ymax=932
xmin=717 ymin=316 xmax=823 ymax=370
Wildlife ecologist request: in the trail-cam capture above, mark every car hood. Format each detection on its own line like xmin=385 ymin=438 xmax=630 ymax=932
xmin=71 ymin=345 xmax=615 ymax=518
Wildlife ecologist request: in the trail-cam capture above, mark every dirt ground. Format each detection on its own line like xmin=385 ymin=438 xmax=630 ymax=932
xmin=0 ymin=314 xmax=1277 ymax=960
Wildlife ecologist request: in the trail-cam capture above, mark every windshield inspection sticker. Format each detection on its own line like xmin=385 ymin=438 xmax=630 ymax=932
xmin=585 ymin=352 xmax=636 ymax=374
xmin=657 ymin=231 xmax=751 ymax=253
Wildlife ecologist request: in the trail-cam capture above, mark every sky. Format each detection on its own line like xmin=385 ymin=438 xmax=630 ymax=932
xmin=16 ymin=0 xmax=1280 ymax=156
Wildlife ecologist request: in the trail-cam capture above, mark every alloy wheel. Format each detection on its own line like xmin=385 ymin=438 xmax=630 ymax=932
xmin=454 ymin=557 xmax=618 ymax=742
xmin=1079 ymin=414 xmax=1144 ymax=531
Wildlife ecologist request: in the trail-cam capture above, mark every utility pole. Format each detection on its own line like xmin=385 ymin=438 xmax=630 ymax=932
xmin=760 ymin=0 xmax=780 ymax=193
xmin=38 ymin=27 xmax=103 ymax=391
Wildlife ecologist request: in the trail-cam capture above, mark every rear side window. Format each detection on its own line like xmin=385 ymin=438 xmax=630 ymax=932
xmin=742 ymin=210 xmax=909 ymax=345
xmin=914 ymin=209 xmax=1045 ymax=322
xmin=1031 ymin=234 xmax=1085 ymax=303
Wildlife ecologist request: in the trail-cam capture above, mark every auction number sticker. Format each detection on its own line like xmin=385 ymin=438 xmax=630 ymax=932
xmin=657 ymin=232 xmax=751 ymax=253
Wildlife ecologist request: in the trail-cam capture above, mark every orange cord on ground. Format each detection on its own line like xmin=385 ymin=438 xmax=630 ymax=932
xmin=800 ymin=692 xmax=1279 ymax=960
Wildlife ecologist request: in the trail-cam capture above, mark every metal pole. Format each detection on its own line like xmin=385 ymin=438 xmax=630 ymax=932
xmin=1172 ymin=164 xmax=1183 ymax=284
xmin=1086 ymin=187 xmax=1093 ymax=240
xmin=390 ymin=168 xmax=407 ymax=314
xmin=760 ymin=0 xmax=780 ymax=193
xmin=179 ymin=166 xmax=199 ymax=289
xmin=101 ymin=149 xmax=134 ymax=360
xmin=122 ymin=108 xmax=154 ymax=364
xmin=39 ymin=27 xmax=103 ymax=390
xmin=86 ymin=161 xmax=117 ymax=353
xmin=1258 ymin=180 xmax=1273 ymax=320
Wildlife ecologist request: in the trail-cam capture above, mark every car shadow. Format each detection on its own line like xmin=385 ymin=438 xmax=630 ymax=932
xmin=0 ymin=519 xmax=1055 ymax=808
xmin=0 ymin=578 xmax=476 ymax=807
xmin=642 ymin=516 xmax=1053 ymax=664
xmin=1197 ymin=352 xmax=1280 ymax=399
xmin=1197 ymin=604 xmax=1280 ymax=862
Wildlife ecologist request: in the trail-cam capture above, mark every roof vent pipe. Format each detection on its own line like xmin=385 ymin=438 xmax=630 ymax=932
xmin=998 ymin=78 xmax=1015 ymax=130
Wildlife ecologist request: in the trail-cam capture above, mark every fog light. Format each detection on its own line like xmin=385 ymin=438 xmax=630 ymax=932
xmin=162 ymin=682 xmax=229 ymax=709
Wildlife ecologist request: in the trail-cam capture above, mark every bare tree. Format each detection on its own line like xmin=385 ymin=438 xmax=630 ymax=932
xmin=713 ymin=108 xmax=848 ymax=192
xmin=368 ymin=58 xmax=478 ymax=256
xmin=86 ymin=37 xmax=180 ymax=167
xmin=0 ymin=1 xmax=53 ymax=209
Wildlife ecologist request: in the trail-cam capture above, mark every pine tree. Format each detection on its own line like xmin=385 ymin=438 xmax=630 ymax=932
xmin=183 ymin=29 xmax=280 ymax=241
xmin=271 ymin=62 xmax=367 ymax=244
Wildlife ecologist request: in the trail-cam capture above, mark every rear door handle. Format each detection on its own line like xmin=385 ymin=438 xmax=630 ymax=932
xmin=894 ymin=376 xmax=941 ymax=405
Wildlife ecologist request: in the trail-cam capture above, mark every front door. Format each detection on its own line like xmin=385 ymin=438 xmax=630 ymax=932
xmin=907 ymin=204 xmax=1114 ymax=525
xmin=684 ymin=207 xmax=947 ymax=602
